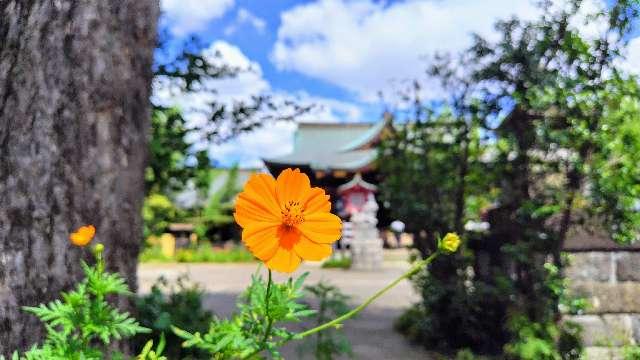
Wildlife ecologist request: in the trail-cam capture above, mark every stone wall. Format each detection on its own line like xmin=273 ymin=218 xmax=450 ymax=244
xmin=564 ymin=251 xmax=640 ymax=358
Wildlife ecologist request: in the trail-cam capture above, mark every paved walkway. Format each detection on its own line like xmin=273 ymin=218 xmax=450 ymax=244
xmin=138 ymin=257 xmax=432 ymax=359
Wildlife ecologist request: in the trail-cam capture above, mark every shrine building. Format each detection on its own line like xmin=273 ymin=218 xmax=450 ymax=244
xmin=263 ymin=119 xmax=390 ymax=220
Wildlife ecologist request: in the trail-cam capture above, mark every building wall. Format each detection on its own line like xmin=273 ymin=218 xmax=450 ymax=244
xmin=564 ymin=251 xmax=640 ymax=357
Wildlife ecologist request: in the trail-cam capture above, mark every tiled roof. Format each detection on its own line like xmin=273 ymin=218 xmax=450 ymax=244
xmin=264 ymin=121 xmax=384 ymax=171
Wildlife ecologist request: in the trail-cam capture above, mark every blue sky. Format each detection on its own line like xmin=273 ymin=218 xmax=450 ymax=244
xmin=156 ymin=0 xmax=640 ymax=168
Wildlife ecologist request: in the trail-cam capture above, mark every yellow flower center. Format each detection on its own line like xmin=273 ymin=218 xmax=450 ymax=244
xmin=281 ymin=200 xmax=305 ymax=227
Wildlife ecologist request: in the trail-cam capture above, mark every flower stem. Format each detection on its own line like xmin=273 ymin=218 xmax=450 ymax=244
xmin=260 ymin=269 xmax=274 ymax=345
xmin=294 ymin=250 xmax=440 ymax=339
xmin=243 ymin=270 xmax=274 ymax=359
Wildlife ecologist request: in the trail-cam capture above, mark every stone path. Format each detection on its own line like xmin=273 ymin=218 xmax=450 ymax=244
xmin=138 ymin=256 xmax=432 ymax=359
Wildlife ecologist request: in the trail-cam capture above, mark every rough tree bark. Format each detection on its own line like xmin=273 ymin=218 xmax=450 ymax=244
xmin=0 ymin=1 xmax=158 ymax=354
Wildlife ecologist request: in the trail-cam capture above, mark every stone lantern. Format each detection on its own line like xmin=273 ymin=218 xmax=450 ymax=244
xmin=338 ymin=173 xmax=383 ymax=270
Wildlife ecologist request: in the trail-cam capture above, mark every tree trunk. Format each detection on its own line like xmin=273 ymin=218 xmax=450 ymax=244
xmin=0 ymin=0 xmax=158 ymax=354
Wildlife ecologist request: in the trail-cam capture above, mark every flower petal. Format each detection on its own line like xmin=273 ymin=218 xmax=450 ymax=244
xmin=304 ymin=187 xmax=331 ymax=214
xmin=265 ymin=247 xmax=302 ymax=273
xmin=241 ymin=222 xmax=280 ymax=261
xmin=234 ymin=174 xmax=280 ymax=228
xmin=298 ymin=212 xmax=342 ymax=244
xmin=294 ymin=236 xmax=332 ymax=261
xmin=276 ymin=168 xmax=311 ymax=207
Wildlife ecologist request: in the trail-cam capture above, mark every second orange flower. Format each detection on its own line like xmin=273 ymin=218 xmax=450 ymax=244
xmin=234 ymin=168 xmax=342 ymax=273
xmin=69 ymin=224 xmax=96 ymax=247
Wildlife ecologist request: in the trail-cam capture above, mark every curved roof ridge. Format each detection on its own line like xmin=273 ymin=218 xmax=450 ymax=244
xmin=338 ymin=120 xmax=387 ymax=152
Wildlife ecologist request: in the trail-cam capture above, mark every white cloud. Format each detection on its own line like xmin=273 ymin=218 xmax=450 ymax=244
xmin=565 ymin=0 xmax=608 ymax=41
xmin=618 ymin=36 xmax=640 ymax=75
xmin=208 ymin=120 xmax=297 ymax=168
xmin=272 ymin=0 xmax=541 ymax=101
xmin=161 ymin=0 xmax=235 ymax=36
xmin=153 ymin=40 xmax=365 ymax=168
xmin=275 ymin=91 xmax=364 ymax=123
xmin=224 ymin=8 xmax=267 ymax=36
xmin=153 ymin=41 xmax=266 ymax=103
xmin=272 ymin=0 xmax=613 ymax=102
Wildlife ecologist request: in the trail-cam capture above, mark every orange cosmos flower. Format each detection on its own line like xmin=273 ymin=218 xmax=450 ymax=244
xmin=234 ymin=168 xmax=342 ymax=273
xmin=69 ymin=225 xmax=96 ymax=247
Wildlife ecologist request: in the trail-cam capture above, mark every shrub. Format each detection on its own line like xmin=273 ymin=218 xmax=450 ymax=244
xmin=139 ymin=242 xmax=255 ymax=263
xmin=504 ymin=316 xmax=582 ymax=360
xmin=299 ymin=282 xmax=353 ymax=359
xmin=175 ymin=244 xmax=254 ymax=263
xmin=321 ymin=257 xmax=351 ymax=269
xmin=134 ymin=275 xmax=213 ymax=359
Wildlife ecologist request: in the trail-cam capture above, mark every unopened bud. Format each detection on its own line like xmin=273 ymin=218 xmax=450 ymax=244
xmin=439 ymin=233 xmax=461 ymax=253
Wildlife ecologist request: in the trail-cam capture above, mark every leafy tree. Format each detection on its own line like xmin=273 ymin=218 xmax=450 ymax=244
xmin=147 ymin=37 xmax=311 ymax=196
xmin=380 ymin=88 xmax=496 ymax=354
xmin=386 ymin=0 xmax=640 ymax=356
xmin=145 ymin=107 xmax=209 ymax=195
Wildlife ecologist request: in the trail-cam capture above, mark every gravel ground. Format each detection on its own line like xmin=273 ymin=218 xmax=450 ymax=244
xmin=137 ymin=255 xmax=433 ymax=360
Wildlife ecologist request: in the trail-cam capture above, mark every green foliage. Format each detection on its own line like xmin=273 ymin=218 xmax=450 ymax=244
xmin=135 ymin=275 xmax=214 ymax=359
xmin=503 ymin=262 xmax=583 ymax=360
xmin=12 ymin=246 xmax=149 ymax=359
xmin=623 ymin=345 xmax=640 ymax=360
xmin=321 ymin=256 xmax=352 ymax=269
xmin=588 ymin=78 xmax=640 ymax=243
xmin=396 ymin=252 xmax=512 ymax=354
xmin=139 ymin=242 xmax=255 ymax=263
xmin=378 ymin=110 xmax=489 ymax=244
xmin=145 ymin=107 xmax=211 ymax=195
xmin=137 ymin=335 xmax=168 ymax=360
xmin=545 ymin=261 xmax=588 ymax=316
xmin=385 ymin=0 xmax=640 ymax=356
xmin=299 ymin=282 xmax=353 ymax=360
xmin=173 ymin=271 xmax=316 ymax=359
xmin=175 ymin=244 xmax=254 ymax=263
xmin=504 ymin=316 xmax=582 ymax=360
xmin=192 ymin=166 xmax=241 ymax=240
xmin=143 ymin=193 xmax=183 ymax=238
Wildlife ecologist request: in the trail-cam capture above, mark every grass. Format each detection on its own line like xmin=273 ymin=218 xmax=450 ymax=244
xmin=321 ymin=256 xmax=352 ymax=269
xmin=140 ymin=243 xmax=255 ymax=263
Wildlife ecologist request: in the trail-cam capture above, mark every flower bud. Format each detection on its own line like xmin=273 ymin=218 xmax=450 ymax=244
xmin=94 ymin=243 xmax=104 ymax=254
xmin=439 ymin=232 xmax=461 ymax=253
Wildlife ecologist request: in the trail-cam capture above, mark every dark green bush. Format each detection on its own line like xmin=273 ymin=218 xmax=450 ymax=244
xmin=299 ymin=282 xmax=353 ymax=360
xmin=134 ymin=275 xmax=214 ymax=359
